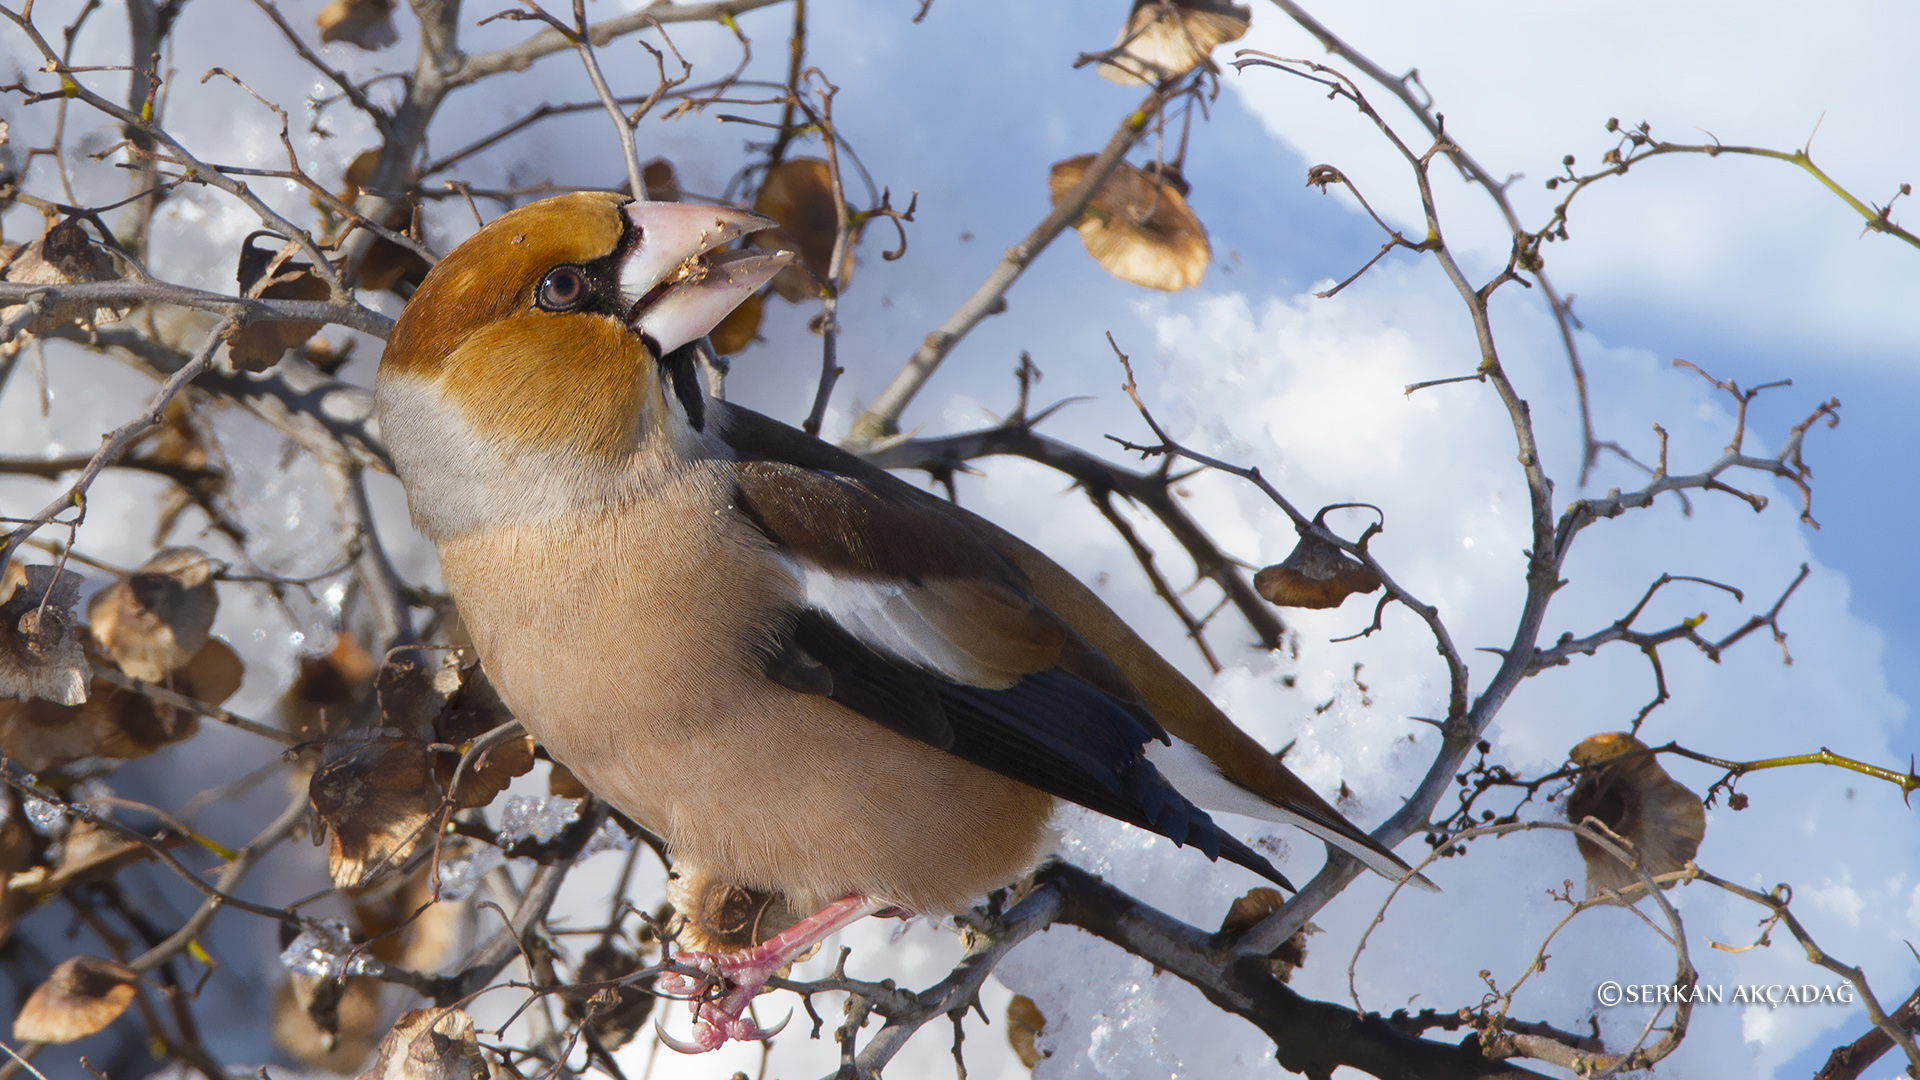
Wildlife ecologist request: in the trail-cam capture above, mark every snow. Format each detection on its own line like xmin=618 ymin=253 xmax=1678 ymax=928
xmin=278 ymin=919 xmax=366 ymax=981
xmin=434 ymin=846 xmax=507 ymax=903
xmin=496 ymin=794 xmax=582 ymax=845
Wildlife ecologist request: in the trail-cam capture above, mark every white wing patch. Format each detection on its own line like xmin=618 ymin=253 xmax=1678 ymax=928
xmin=1145 ymin=737 xmax=1437 ymax=891
xmin=785 ymin=559 xmax=1009 ymax=687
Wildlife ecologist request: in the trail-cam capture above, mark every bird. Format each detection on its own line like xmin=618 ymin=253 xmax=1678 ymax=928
xmin=373 ymin=191 xmax=1434 ymax=1051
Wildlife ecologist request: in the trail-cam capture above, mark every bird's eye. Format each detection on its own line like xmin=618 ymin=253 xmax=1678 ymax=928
xmin=537 ymin=266 xmax=590 ymax=311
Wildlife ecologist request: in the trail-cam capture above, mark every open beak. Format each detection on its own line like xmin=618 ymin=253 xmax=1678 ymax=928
xmin=620 ymin=201 xmax=793 ymax=355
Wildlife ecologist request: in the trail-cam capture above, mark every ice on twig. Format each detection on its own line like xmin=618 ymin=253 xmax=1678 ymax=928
xmin=498 ymin=794 xmax=580 ymax=845
xmin=279 ymin=919 xmax=370 ymax=979
xmin=580 ymin=816 xmax=633 ymax=859
xmin=436 ymin=845 xmax=506 ymax=901
xmin=23 ymin=795 xmax=66 ymax=834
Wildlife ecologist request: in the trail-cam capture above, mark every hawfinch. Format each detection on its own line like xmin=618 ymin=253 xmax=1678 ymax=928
xmin=374 ymin=192 xmax=1431 ymax=1050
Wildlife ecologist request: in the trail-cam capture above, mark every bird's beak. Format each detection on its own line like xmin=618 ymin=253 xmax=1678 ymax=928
xmin=620 ymin=201 xmax=792 ymax=355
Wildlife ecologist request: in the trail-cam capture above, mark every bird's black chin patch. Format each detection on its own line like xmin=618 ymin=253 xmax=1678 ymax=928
xmin=660 ymin=342 xmax=706 ymax=432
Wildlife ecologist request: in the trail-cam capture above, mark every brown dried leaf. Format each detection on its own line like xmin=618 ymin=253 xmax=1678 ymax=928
xmin=1253 ymin=532 xmax=1382 ymax=610
xmin=357 ymin=1007 xmax=488 ymax=1080
xmin=284 ymin=632 xmax=378 ymax=738
xmin=0 ymin=562 xmax=88 ymax=706
xmin=273 ymin=973 xmax=383 ymax=1072
xmin=13 ymin=955 xmax=137 ymax=1043
xmin=87 ymin=547 xmax=221 ymax=683
xmin=138 ymin=398 xmax=229 ymax=543
xmin=317 ymin=0 xmax=398 ymax=50
xmin=1049 ymin=156 xmax=1210 ymax=291
xmin=1 ymin=635 xmax=240 ymax=771
xmin=93 ymin=636 xmax=239 ymax=759
xmin=375 ymin=658 xmax=461 ymax=740
xmin=1566 ymin=733 xmax=1706 ymax=899
xmin=312 ymin=734 xmax=441 ymax=890
xmin=0 ymin=790 xmax=37 ymax=876
xmin=0 ymin=219 xmax=130 ymax=345
xmin=353 ymin=864 xmax=459 ymax=971
xmin=547 ymin=761 xmax=589 ymax=800
xmin=753 ymin=158 xmax=854 ymax=302
xmin=642 ymin=157 xmax=681 ymax=202
xmin=1098 ymin=0 xmax=1251 ymax=86
xmin=34 ymin=819 xmax=159 ymax=895
xmin=563 ymin=943 xmax=655 ymax=1051
xmin=0 ymin=879 xmax=37 ymax=952
xmin=1217 ymin=888 xmax=1318 ymax=982
xmin=382 ymin=658 xmax=529 ymax=810
xmin=1006 ymin=994 xmax=1049 ymax=1068
xmin=438 ymin=734 xmax=533 ymax=812
xmin=337 ymin=150 xmax=429 ymax=295
xmin=0 ymin=672 xmax=113 ymax=772
xmin=358 ymin=235 xmax=431 ymax=296
xmin=230 ymin=235 xmax=331 ymax=371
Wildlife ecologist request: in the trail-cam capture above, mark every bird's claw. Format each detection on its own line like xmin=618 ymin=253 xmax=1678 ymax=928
xmin=656 ymin=950 xmax=789 ymax=1052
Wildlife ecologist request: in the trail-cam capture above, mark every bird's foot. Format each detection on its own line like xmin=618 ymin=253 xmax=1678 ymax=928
xmin=658 ymin=949 xmax=789 ymax=1050
xmin=658 ymin=894 xmax=887 ymax=1052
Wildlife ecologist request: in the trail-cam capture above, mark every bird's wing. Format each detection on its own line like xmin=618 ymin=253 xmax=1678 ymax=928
xmin=723 ymin=403 xmax=1433 ymax=893
xmin=980 ymin=520 xmax=1438 ymax=892
xmin=723 ymin=406 xmax=1289 ymax=889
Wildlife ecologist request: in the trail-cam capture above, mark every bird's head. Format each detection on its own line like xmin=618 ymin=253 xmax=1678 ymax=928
xmin=374 ymin=192 xmax=789 ymax=537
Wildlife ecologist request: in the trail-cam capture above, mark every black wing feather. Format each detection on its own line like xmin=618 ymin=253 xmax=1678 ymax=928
xmin=783 ymin=612 xmax=1292 ymax=889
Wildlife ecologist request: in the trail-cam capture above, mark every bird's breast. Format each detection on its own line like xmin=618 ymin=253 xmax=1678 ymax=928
xmin=435 ymin=466 xmax=1056 ymax=912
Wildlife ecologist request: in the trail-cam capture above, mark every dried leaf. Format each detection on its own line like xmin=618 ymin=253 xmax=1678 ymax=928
xmin=0 ymin=790 xmax=37 ymax=876
xmin=354 ymin=862 xmax=461 ymax=970
xmin=1566 ymin=733 xmax=1706 ymax=900
xmin=547 ymin=761 xmax=589 ymax=800
xmin=1 ymin=636 xmax=240 ymax=771
xmin=0 ymin=562 xmax=88 ymax=706
xmin=563 ymin=943 xmax=655 ymax=1051
xmin=229 ymin=234 xmax=330 ymax=371
xmin=138 ymin=398 xmax=230 ymax=544
xmin=375 ymin=658 xmax=461 ymax=740
xmin=338 ymin=150 xmax=430 ymax=295
xmin=87 ymin=547 xmax=221 ymax=683
xmin=1006 ymin=994 xmax=1049 ymax=1068
xmin=317 ymin=0 xmax=398 ymax=50
xmin=753 ymin=158 xmax=854 ymax=302
xmin=435 ymin=731 xmax=532 ymax=812
xmin=1097 ymin=0 xmax=1251 ymax=86
xmin=1217 ymin=888 xmax=1318 ymax=982
xmin=0 ymin=879 xmax=37 ymax=952
xmin=93 ymin=637 xmax=240 ymax=759
xmin=382 ymin=658 xmax=530 ymax=809
xmin=357 ymin=1008 xmax=488 ymax=1080
xmin=33 ymin=819 xmax=158 ymax=895
xmin=642 ymin=157 xmax=681 ymax=202
xmin=273 ymin=973 xmax=383 ymax=1071
xmin=284 ymin=632 xmax=378 ymax=738
xmin=0 ymin=218 xmax=130 ymax=347
xmin=1253 ymin=532 xmax=1382 ymax=610
xmin=13 ymin=955 xmax=137 ymax=1043
xmin=1049 ymin=156 xmax=1210 ymax=291
xmin=311 ymin=734 xmax=441 ymax=890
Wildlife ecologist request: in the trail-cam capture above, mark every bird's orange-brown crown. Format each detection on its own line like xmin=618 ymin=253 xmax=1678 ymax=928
xmin=380 ymin=191 xmax=649 ymax=459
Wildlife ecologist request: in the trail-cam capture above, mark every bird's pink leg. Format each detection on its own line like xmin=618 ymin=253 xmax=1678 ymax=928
xmin=659 ymin=895 xmax=888 ymax=1051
